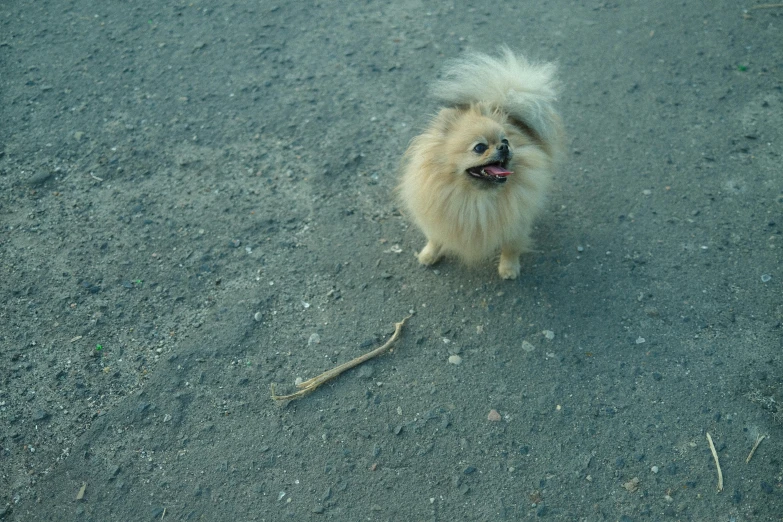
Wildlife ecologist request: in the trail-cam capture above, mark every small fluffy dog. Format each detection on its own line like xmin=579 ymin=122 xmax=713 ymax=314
xmin=398 ymin=48 xmax=563 ymax=279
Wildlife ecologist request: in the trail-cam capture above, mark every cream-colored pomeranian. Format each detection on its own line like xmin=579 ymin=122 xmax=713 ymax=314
xmin=398 ymin=48 xmax=563 ymax=279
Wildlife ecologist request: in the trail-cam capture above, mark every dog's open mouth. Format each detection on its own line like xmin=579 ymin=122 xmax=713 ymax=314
xmin=466 ymin=162 xmax=513 ymax=184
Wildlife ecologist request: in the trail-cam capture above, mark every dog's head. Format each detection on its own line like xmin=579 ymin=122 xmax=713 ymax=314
xmin=434 ymin=104 xmax=515 ymax=186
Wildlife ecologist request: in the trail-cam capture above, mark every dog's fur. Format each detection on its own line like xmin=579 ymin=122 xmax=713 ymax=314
xmin=398 ymin=48 xmax=563 ymax=279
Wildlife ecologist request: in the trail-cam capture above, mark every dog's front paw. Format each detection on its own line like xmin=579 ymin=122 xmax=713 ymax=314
xmin=417 ymin=241 xmax=442 ymax=266
xmin=498 ymin=257 xmax=521 ymax=280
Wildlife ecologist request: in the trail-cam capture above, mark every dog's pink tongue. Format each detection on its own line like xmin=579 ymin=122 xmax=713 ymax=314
xmin=484 ymin=165 xmax=512 ymax=177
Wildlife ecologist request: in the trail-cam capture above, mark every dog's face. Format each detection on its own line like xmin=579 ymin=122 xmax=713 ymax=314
xmin=438 ymin=106 xmax=515 ymax=186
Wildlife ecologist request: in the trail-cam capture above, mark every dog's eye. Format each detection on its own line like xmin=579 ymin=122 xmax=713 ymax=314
xmin=473 ymin=143 xmax=488 ymax=154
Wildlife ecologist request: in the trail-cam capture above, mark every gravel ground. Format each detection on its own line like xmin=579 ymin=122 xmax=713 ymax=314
xmin=1 ymin=1 xmax=782 ymax=520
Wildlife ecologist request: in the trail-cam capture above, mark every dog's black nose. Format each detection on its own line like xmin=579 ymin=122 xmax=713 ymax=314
xmin=496 ymin=143 xmax=509 ymax=153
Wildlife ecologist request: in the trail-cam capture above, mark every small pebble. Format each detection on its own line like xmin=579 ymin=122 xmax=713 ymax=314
xmin=487 ymin=409 xmax=501 ymax=422
xmin=623 ymin=477 xmax=640 ymax=492
xmin=635 ymin=337 xmax=646 ymax=344
xmin=448 ymin=354 xmax=462 ymax=365
xmin=651 ymin=465 xmax=659 ymax=474
xmin=521 ymin=341 xmax=535 ymax=352
xmin=253 ymin=312 xmax=262 ymax=321
xmin=308 ymin=333 xmax=320 ymax=345
xmin=543 ymin=330 xmax=555 ymax=340
xmin=761 ymin=274 xmax=771 ymax=283
xmin=32 ymin=409 xmax=50 ymax=422
xmin=26 ymin=171 xmax=54 ymax=186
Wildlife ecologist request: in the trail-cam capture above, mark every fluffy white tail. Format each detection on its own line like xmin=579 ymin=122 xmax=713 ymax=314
xmin=432 ymin=48 xmax=561 ymax=147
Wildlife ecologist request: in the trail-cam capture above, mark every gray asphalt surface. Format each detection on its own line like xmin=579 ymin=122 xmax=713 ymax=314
xmin=1 ymin=1 xmax=781 ymax=520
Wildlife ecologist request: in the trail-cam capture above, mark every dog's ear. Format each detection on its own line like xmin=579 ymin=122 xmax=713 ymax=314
xmin=506 ymin=100 xmax=562 ymax=152
xmin=508 ymin=108 xmax=563 ymax=159
xmin=429 ymin=107 xmax=464 ymax=137
xmin=403 ymin=107 xmax=463 ymax=161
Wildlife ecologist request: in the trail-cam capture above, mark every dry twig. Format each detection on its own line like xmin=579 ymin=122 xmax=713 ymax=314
xmin=706 ymin=432 xmax=724 ymax=492
xmin=270 ymin=315 xmax=412 ymax=402
xmin=745 ymin=434 xmax=766 ymax=464
xmin=751 ymin=3 xmax=783 ymax=8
